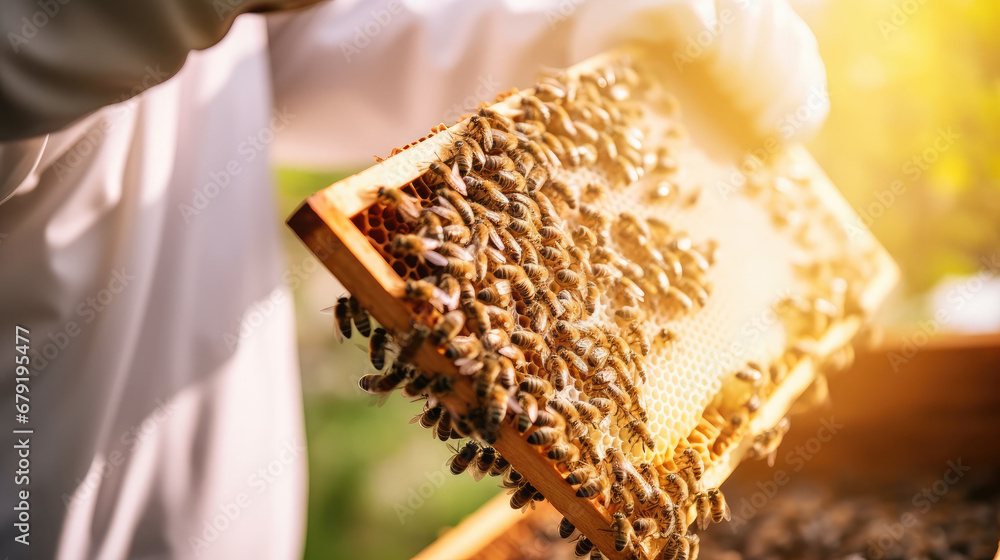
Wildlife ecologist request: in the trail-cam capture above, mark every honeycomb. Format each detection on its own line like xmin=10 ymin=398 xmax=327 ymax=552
xmin=305 ymin=49 xmax=891 ymax=560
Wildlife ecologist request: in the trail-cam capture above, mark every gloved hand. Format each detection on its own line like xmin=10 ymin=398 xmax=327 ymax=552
xmin=266 ymin=0 xmax=829 ymax=167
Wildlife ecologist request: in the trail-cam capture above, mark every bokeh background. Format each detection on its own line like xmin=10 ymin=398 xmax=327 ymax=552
xmin=272 ymin=1 xmax=1000 ymax=557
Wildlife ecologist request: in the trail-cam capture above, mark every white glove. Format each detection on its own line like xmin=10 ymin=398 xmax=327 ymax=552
xmin=267 ymin=0 xmax=829 ymax=168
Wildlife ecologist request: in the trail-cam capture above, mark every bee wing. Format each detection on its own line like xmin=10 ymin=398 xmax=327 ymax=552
xmin=721 ymin=499 xmax=732 ymax=521
xmin=446 ymin=162 xmax=468 ymax=195
xmin=422 ymin=250 xmax=449 ymax=267
xmin=494 ymin=280 xmax=512 ymax=295
xmin=485 ymin=246 xmax=507 ymax=265
xmin=319 ymin=305 xmax=335 ymax=314
xmin=468 ymin=462 xmax=487 ymax=482
xmin=447 ymin=244 xmax=474 ymax=261
xmin=696 ymin=499 xmax=711 ymax=531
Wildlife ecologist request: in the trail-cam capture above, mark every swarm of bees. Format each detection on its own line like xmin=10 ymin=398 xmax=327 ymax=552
xmin=320 ymin=51 xmax=884 ymax=560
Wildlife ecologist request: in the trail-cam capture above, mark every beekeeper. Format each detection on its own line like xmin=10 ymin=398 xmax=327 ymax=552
xmin=0 ymin=0 xmax=828 ymax=557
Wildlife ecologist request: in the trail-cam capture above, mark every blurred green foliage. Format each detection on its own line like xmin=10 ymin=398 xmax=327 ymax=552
xmin=275 ymin=2 xmax=999 ymax=557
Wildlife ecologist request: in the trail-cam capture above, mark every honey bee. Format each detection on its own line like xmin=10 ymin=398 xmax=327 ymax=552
xmin=516 ymin=391 xmax=539 ymax=423
xmin=476 ymin=281 xmax=512 ymax=306
xmin=464 ymin=174 xmax=509 ymax=209
xmin=434 ymin=409 xmax=452 ymax=441
xmin=574 ymin=536 xmax=594 ymax=557
xmin=483 ymin=152 xmax=515 ymax=173
xmin=489 ymin=454 xmax=510 ymax=478
xmin=526 ymin=426 xmax=560 ymax=447
xmin=542 ymin=290 xmax=566 ymax=318
xmin=333 ymin=296 xmax=352 ymax=341
xmin=676 ymin=277 xmax=709 ymax=308
xmin=427 ymin=160 xmax=467 ymax=196
xmin=525 ymin=165 xmax=548 ymax=192
xmin=437 ymin=189 xmax=475 ymax=226
xmin=545 ymin=178 xmax=578 ymax=209
xmin=735 ymin=363 xmax=764 ymax=385
xmin=510 ymin=330 xmax=549 ymax=359
xmin=685 ymin=533 xmax=700 ymax=560
xmin=605 ymin=446 xmax=629 ymax=483
xmin=410 ymin=402 xmax=444 ymax=431
xmin=573 ymin=400 xmax=602 ymax=424
xmin=492 ymin=169 xmax=526 ymax=192
xmin=347 ymin=296 xmax=371 ymax=337
xmin=404 ymin=279 xmax=447 ymax=309
xmin=473 ymin=358 xmax=500 ymax=399
xmin=467 ymin=115 xmax=493 ymax=151
xmin=431 ymin=310 xmax=465 ymax=345
xmin=547 ymin=442 xmax=579 ymax=462
xmin=416 ymin=211 xmax=444 ymax=242
xmin=376 ymin=186 xmax=421 ymax=222
xmin=554 ymin=268 xmax=582 ymax=290
xmin=445 ymin=335 xmax=482 ymax=362
xmin=666 ymin=286 xmax=694 ymax=313
xmin=556 ymin=346 xmax=589 ymax=377
xmin=693 ymin=492 xmax=711 ymax=530
xmin=631 ymin=517 xmax=657 ymax=540
xmin=662 ymin=473 xmax=688 ymax=503
xmin=519 ymin=376 xmax=553 ymax=399
xmin=547 ymin=102 xmax=578 ymax=137
xmin=565 ymin=466 xmax=594 ymax=486
xmin=575 ymin=478 xmax=606 ymax=499
xmin=485 ymin=386 xmax=509 ymax=432
xmin=544 ymin=354 xmax=571 ymax=391
xmin=708 ymin=487 xmax=731 ymax=524
xmin=660 ymin=531 xmax=689 ymax=560
xmin=584 ymin=282 xmax=600 ymax=314
xmin=452 ymin=139 xmax=475 ymax=175
xmin=509 ymin=482 xmax=537 ymax=511
xmin=390 ymin=233 xmax=441 ymax=261
xmin=610 ymin=512 xmax=636 ymax=553
xmin=677 ymin=448 xmax=704 ymax=481
xmin=369 ymin=327 xmax=389 ymax=370
xmin=558 ymin=516 xmax=577 ymax=540
xmin=557 ymin=291 xmax=583 ymax=320
xmin=511 ymin=150 xmax=535 ymax=176
xmin=528 ymin=303 xmax=549 ymax=333
xmin=494 ymin=265 xmax=536 ymax=300
xmin=447 ymin=442 xmax=480 ymax=476
xmin=610 ymin=481 xmax=635 ymax=517
xmin=749 ymin=417 xmax=791 ymax=466
xmin=472 ymin=445 xmax=499 ymax=482
xmin=401 ymin=371 xmax=432 ymax=398
xmin=613 ymin=306 xmax=642 ymax=329
xmin=619 ymin=211 xmax=651 ymax=240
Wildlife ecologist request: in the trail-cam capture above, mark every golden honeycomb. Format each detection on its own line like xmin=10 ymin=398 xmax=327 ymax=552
xmin=296 ymin=48 xmax=894 ymax=560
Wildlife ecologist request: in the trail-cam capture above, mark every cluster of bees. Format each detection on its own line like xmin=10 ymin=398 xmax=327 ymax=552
xmin=335 ymin=57 xmax=743 ymax=560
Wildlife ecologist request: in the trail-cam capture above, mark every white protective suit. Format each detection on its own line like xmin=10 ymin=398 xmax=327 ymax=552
xmin=0 ymin=0 xmax=828 ymax=558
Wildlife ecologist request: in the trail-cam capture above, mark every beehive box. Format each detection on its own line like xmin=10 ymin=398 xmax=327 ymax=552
xmin=287 ymin=46 xmax=897 ymax=559
xmin=414 ymin=335 xmax=1000 ymax=559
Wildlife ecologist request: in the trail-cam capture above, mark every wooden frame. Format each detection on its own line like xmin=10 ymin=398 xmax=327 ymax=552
xmin=286 ymin=48 xmax=898 ymax=559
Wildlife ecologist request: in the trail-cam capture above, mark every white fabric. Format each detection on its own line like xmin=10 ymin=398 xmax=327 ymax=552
xmin=0 ymin=1 xmax=827 ymax=558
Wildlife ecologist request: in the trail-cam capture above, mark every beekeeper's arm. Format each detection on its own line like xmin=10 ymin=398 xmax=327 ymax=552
xmin=266 ymin=0 xmax=829 ymax=168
